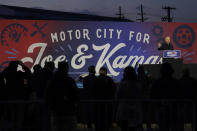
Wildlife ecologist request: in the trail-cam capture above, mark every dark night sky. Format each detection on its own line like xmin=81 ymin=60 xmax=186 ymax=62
xmin=0 ymin=0 xmax=196 ymax=22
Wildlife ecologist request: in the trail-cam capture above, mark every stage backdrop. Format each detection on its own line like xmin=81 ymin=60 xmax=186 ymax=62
xmin=0 ymin=20 xmax=196 ymax=80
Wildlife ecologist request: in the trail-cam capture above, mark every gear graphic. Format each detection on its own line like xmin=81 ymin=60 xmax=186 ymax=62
xmin=173 ymin=25 xmax=195 ymax=48
xmin=1 ymin=23 xmax=28 ymax=47
xmin=152 ymin=25 xmax=164 ymax=37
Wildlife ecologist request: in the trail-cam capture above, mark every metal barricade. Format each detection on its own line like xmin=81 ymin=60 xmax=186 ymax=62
xmin=0 ymin=100 xmax=48 ymax=131
xmin=0 ymin=99 xmax=195 ymax=131
xmin=78 ymin=99 xmax=195 ymax=131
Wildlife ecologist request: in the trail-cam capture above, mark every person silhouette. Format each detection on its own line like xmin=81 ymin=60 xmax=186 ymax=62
xmin=179 ymin=68 xmax=196 ymax=99
xmin=1 ymin=61 xmax=31 ymax=131
xmin=116 ymin=66 xmax=142 ymax=131
xmin=179 ymin=68 xmax=197 ymax=131
xmin=137 ymin=65 xmax=150 ymax=98
xmin=46 ymin=61 xmax=78 ymax=131
xmin=29 ymin=64 xmax=42 ymax=99
xmin=31 ymin=61 xmax=54 ymax=99
xmin=93 ymin=67 xmax=116 ymax=131
xmin=0 ymin=71 xmax=5 ymax=100
xmin=2 ymin=61 xmax=31 ymax=100
xmin=82 ymin=65 xmax=98 ymax=128
xmin=151 ymin=62 xmax=181 ymax=131
xmin=0 ymin=71 xmax=4 ymax=87
xmin=33 ymin=64 xmax=42 ymax=74
xmin=83 ymin=65 xmax=97 ymax=99
xmin=94 ymin=67 xmax=116 ymax=99
xmin=137 ymin=65 xmax=152 ymax=130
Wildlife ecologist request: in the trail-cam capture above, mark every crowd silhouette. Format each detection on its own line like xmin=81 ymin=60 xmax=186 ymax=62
xmin=0 ymin=60 xmax=196 ymax=131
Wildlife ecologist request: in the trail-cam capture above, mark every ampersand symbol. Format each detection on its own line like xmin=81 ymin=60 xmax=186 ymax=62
xmin=71 ymin=44 xmax=93 ymax=69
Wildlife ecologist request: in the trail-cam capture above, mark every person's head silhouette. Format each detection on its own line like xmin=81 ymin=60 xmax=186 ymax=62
xmin=88 ymin=65 xmax=95 ymax=75
xmin=137 ymin=65 xmax=145 ymax=75
xmin=33 ymin=64 xmax=41 ymax=73
xmin=123 ymin=66 xmax=137 ymax=81
xmin=45 ymin=61 xmax=55 ymax=72
xmin=8 ymin=61 xmax=18 ymax=71
xmin=57 ymin=61 xmax=69 ymax=73
xmin=99 ymin=67 xmax=107 ymax=76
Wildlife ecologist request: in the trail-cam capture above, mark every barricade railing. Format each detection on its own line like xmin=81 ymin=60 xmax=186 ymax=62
xmin=0 ymin=99 xmax=195 ymax=131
